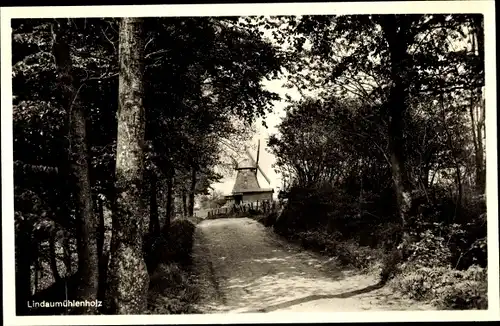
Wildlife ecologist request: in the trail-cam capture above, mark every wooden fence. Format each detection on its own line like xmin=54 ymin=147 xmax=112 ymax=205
xmin=203 ymin=200 xmax=280 ymax=219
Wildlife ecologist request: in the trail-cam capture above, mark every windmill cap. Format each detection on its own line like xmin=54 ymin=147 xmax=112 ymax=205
xmin=237 ymin=158 xmax=256 ymax=169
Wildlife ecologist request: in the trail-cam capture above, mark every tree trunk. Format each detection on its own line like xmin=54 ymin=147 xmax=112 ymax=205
xmin=469 ymin=22 xmax=486 ymax=194
xmin=15 ymin=223 xmax=33 ymax=315
xmin=149 ymin=171 xmax=160 ymax=236
xmin=475 ymin=99 xmax=485 ymax=193
xmin=52 ymin=21 xmax=99 ymax=313
xmin=182 ymin=190 xmax=188 ymax=217
xmin=165 ymin=175 xmax=174 ymax=231
xmin=96 ymin=197 xmax=107 ymax=303
xmin=63 ymin=232 xmax=72 ymax=277
xmin=455 ymin=163 xmax=463 ymax=216
xmin=380 ymin=16 xmax=412 ymax=238
xmin=107 ymin=17 xmax=149 ymax=314
xmin=49 ymin=232 xmax=62 ymax=283
xmin=96 ymin=197 xmax=105 ymax=266
xmin=378 ymin=16 xmax=413 ymax=283
xmin=188 ymin=167 xmax=197 ymax=217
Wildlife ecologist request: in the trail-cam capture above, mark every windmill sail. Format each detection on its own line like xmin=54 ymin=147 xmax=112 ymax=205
xmin=255 ymin=140 xmax=260 ymax=172
xmin=245 ymin=143 xmax=271 ymax=185
xmin=258 ymin=164 xmax=271 ymax=185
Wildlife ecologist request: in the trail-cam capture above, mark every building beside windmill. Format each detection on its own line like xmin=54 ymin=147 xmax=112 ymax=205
xmin=224 ymin=141 xmax=274 ymax=205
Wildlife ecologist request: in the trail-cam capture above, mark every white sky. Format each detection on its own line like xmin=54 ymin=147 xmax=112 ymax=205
xmin=209 ymin=21 xmax=302 ymax=197
xmin=210 ymin=77 xmax=302 ymax=196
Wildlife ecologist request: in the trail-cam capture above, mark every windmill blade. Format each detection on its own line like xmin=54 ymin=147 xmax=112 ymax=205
xmin=258 ymin=164 xmax=271 ymax=185
xmin=256 ymin=140 xmax=260 ymax=166
xmin=245 ymin=148 xmax=256 ymax=165
xmin=230 ymin=156 xmax=238 ymax=168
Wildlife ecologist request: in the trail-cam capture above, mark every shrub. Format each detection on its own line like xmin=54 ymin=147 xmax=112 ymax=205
xmin=390 ymin=264 xmax=487 ymax=309
xmin=161 ymin=218 xmax=196 ymax=265
xmin=144 ymin=218 xmax=196 ymax=273
xmin=293 ymin=230 xmax=380 ymax=270
xmin=148 ymin=263 xmax=201 ymax=314
xmin=404 ymin=228 xmax=452 ymax=268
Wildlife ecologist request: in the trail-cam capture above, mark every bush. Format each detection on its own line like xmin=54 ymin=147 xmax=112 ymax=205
xmin=408 ymin=188 xmax=487 ymax=270
xmin=292 ymin=230 xmax=380 ymax=270
xmin=404 ymin=228 xmax=452 ymax=268
xmin=144 ymin=218 xmax=196 ymax=274
xmin=390 ymin=264 xmax=487 ymax=309
xmin=146 ymin=219 xmax=201 ymax=314
xmin=161 ymin=218 xmax=196 ymax=265
xmin=148 ymin=263 xmax=200 ymax=314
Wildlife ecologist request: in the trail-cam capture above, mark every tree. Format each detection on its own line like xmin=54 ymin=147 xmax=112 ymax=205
xmin=52 ymin=19 xmax=99 ymax=313
xmin=106 ymin=17 xmax=149 ymax=314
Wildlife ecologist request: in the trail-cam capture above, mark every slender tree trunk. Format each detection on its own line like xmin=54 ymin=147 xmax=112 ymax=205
xmin=149 ymin=171 xmax=160 ymax=236
xmin=476 ymin=100 xmax=485 ymax=193
xmin=182 ymin=190 xmax=188 ymax=217
xmin=96 ymin=196 xmax=107 ymax=303
xmin=49 ymin=233 xmax=62 ymax=283
xmin=15 ymin=223 xmax=33 ymax=315
xmin=188 ymin=167 xmax=197 ymax=217
xmin=455 ymin=163 xmax=463 ymax=214
xmin=96 ymin=197 xmax=105 ymax=267
xmin=469 ymin=24 xmax=486 ymax=194
xmin=165 ymin=175 xmax=173 ymax=230
xmin=63 ymin=232 xmax=72 ymax=277
xmin=52 ymin=21 xmax=99 ymax=313
xmin=34 ymin=250 xmax=39 ymax=295
xmin=107 ymin=17 xmax=149 ymax=314
xmin=474 ymin=16 xmax=485 ymax=194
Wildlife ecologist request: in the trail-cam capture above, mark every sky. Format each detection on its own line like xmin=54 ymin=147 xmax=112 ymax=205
xmin=210 ymin=77 xmax=301 ymax=197
xmin=209 ymin=20 xmax=303 ymax=198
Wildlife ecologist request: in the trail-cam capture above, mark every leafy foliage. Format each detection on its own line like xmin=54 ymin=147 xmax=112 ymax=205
xmin=391 ymin=265 xmax=487 ymax=309
xmin=12 ymin=16 xmax=282 ymax=314
xmin=263 ymin=13 xmax=486 ymax=309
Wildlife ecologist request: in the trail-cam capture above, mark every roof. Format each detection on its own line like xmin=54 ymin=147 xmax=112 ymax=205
xmin=232 ymin=169 xmax=260 ymax=193
xmin=225 ymin=188 xmax=274 ymax=198
xmin=232 ymin=188 xmax=274 ymax=194
xmin=237 ymin=158 xmax=256 ymax=169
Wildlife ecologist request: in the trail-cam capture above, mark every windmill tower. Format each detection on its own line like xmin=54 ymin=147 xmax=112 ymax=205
xmin=226 ymin=140 xmax=274 ymax=205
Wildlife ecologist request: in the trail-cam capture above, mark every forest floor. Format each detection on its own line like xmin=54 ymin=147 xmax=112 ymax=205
xmin=191 ymin=217 xmax=435 ymax=313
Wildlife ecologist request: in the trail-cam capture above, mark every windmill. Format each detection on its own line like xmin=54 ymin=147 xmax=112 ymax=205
xmin=226 ymin=139 xmax=274 ymax=205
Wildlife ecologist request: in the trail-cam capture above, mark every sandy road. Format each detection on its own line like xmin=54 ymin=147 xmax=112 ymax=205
xmin=191 ymin=218 xmax=434 ymax=313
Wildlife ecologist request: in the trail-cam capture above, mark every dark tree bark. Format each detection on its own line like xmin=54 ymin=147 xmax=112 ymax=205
xmin=96 ymin=197 xmax=107 ymax=303
xmin=96 ymin=197 xmax=105 ymax=266
xmin=49 ymin=232 xmax=62 ymax=283
xmin=149 ymin=171 xmax=160 ymax=236
xmin=475 ymin=100 xmax=485 ymax=193
xmin=470 ymin=17 xmax=486 ymax=194
xmin=52 ymin=21 xmax=99 ymax=313
xmin=379 ymin=15 xmax=413 ymax=238
xmin=165 ymin=175 xmax=174 ymax=230
xmin=378 ymin=16 xmax=414 ymax=283
xmin=63 ymin=232 xmax=72 ymax=277
xmin=15 ymin=223 xmax=33 ymax=315
xmin=188 ymin=166 xmax=197 ymax=217
xmin=182 ymin=190 xmax=188 ymax=217
xmin=107 ymin=17 xmax=149 ymax=314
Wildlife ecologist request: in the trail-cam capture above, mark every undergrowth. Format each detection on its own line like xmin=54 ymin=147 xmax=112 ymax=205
xmin=257 ymin=187 xmax=488 ymax=310
xmin=145 ymin=218 xmax=201 ymax=314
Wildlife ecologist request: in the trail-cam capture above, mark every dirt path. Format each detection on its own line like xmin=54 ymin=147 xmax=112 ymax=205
xmin=192 ymin=218 xmax=434 ymax=313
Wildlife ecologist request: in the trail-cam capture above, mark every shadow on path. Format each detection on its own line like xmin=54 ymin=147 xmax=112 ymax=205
xmin=251 ymin=281 xmax=386 ymax=313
